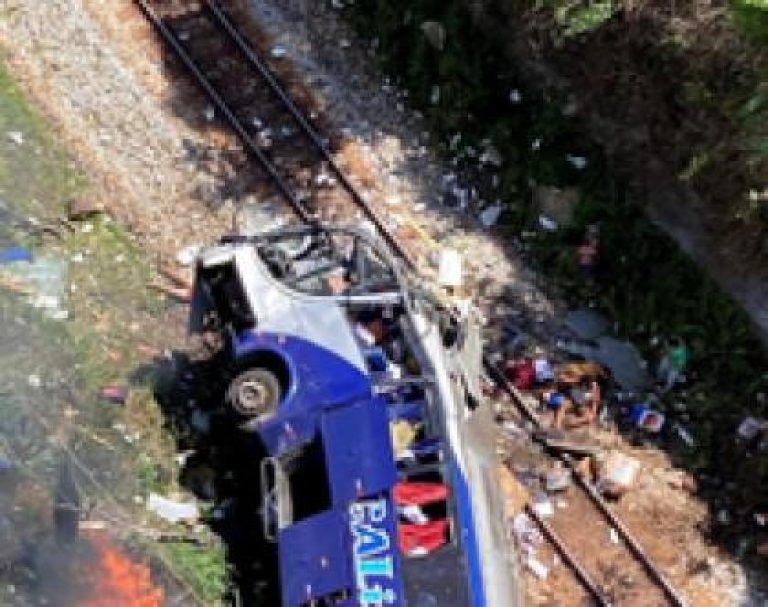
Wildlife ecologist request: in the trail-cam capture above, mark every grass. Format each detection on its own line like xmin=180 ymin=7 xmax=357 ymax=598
xmin=0 ymin=58 xmax=229 ymax=604
xmin=0 ymin=57 xmax=85 ymax=219
xmin=160 ymin=542 xmax=228 ymax=605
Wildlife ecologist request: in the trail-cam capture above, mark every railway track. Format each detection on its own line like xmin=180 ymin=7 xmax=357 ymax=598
xmin=135 ymin=1 xmax=686 ymax=605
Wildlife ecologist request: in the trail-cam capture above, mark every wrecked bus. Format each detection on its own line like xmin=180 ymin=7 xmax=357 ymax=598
xmin=189 ymin=224 xmax=522 ymax=607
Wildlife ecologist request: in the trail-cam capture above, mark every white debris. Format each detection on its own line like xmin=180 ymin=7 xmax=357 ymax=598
xmin=27 ymin=374 xmax=41 ymax=388
xmin=330 ymin=0 xmax=344 ymax=8
xmin=737 ymin=417 xmax=765 ymax=441
xmin=339 ymin=38 xmax=351 ymax=49
xmin=81 ymin=222 xmax=94 ymax=234
xmin=438 ymin=249 xmax=463 ymax=288
xmin=509 ymin=89 xmax=522 ymax=104
xmin=479 ymin=146 xmax=502 ymax=167
xmin=673 ymin=422 xmax=696 ymax=446
xmin=538 ymin=214 xmax=558 ymax=231
xmin=532 ymin=496 xmax=554 ymax=518
xmin=399 ymin=504 xmax=429 ymax=525
xmin=420 ymin=21 xmax=446 ymax=51
xmin=526 ymin=556 xmax=549 ymax=579
xmin=176 ymin=244 xmax=202 ymax=267
xmin=478 ymin=204 xmax=502 ymax=227
xmin=430 ymin=85 xmax=440 ymax=105
xmin=270 ymin=44 xmax=288 ymax=59
xmin=6 ymin=131 xmax=24 ymax=146
xmin=531 ymin=138 xmax=542 ymax=151
xmin=146 ymin=493 xmax=199 ymax=524
xmin=608 ymin=528 xmax=621 ymax=544
xmin=566 ymin=154 xmax=588 ymax=170
xmin=203 ymin=105 xmax=215 ymax=122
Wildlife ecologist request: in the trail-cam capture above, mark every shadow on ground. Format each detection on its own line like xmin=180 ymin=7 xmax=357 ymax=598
xmin=147 ymin=349 xmax=279 ymax=606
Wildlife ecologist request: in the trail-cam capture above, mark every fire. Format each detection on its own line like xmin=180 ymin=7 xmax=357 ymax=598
xmin=78 ymin=534 xmax=164 ymax=607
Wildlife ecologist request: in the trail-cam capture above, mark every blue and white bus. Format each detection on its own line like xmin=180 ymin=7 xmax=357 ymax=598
xmin=189 ymin=225 xmax=523 ymax=607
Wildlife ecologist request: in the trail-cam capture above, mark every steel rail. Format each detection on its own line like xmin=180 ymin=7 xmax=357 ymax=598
xmin=525 ymin=504 xmax=610 ymax=607
xmin=202 ymin=0 xmax=415 ymax=270
xmin=493 ymin=369 xmax=687 ymax=607
xmin=136 ymin=2 xmax=686 ymax=604
xmin=134 ymin=0 xmax=314 ymax=224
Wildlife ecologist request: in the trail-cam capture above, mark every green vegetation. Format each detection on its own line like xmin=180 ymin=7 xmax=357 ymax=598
xmin=347 ymin=1 xmax=768 ymax=494
xmin=548 ymin=0 xmax=617 ymax=37
xmin=0 ymin=59 xmax=228 ymax=604
xmin=160 ymin=542 xmax=229 ymax=605
xmin=0 ymin=58 xmax=85 ymax=219
xmin=730 ymin=0 xmax=768 ymax=43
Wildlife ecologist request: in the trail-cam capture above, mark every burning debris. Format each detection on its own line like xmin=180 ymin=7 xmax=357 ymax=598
xmin=76 ymin=533 xmax=164 ymax=607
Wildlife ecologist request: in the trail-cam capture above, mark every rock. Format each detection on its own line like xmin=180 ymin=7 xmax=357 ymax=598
xmin=534 ymin=185 xmax=579 ymax=226
xmin=67 ymin=197 xmax=103 ymax=220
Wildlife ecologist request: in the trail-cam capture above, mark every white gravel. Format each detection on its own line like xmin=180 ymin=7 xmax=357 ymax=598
xmin=0 ymin=0 xmax=232 ymax=256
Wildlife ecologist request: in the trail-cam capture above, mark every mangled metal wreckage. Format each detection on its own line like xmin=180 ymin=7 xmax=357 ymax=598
xmin=189 ymin=225 xmax=522 ymax=607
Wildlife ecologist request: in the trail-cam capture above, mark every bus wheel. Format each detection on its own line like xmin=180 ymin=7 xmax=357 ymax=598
xmin=226 ymin=367 xmax=281 ymax=420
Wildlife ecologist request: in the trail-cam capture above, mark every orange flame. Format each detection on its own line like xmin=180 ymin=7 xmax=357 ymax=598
xmin=78 ymin=534 xmax=164 ymax=607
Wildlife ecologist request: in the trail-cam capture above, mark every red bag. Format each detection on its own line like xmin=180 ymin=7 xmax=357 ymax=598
xmin=507 ymin=358 xmax=536 ymax=390
xmin=394 ymin=481 xmax=449 ymax=506
xmin=399 ymin=519 xmax=449 ymax=555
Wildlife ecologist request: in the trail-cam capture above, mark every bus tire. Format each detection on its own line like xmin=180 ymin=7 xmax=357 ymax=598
xmin=226 ymin=367 xmax=281 ymax=420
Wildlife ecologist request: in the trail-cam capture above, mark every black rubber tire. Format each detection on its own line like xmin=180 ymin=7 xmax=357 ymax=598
xmin=226 ymin=367 xmax=281 ymax=420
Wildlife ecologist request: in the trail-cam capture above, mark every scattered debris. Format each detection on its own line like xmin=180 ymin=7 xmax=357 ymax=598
xmin=534 ymin=185 xmax=579 ymax=226
xmin=67 ymin=197 xmax=104 ymax=220
xmin=437 ymin=248 xmax=463 ymax=288
xmin=598 ymin=451 xmax=640 ymax=498
xmin=0 ymin=256 xmax=68 ymax=319
xmin=532 ymin=493 xmax=554 ymax=518
xmin=269 ymin=44 xmax=288 ymax=59
xmin=420 ymin=21 xmax=446 ymax=51
xmin=6 ymin=131 xmax=24 ymax=146
xmin=537 ymin=214 xmax=558 ymax=232
xmin=146 ymin=493 xmax=199 ymax=524
xmin=0 ymin=247 xmax=32 ymax=264
xmin=526 ymin=555 xmax=549 ymax=579
xmin=99 ymin=385 xmax=127 ymax=405
xmin=566 ymin=154 xmax=588 ymax=170
xmin=478 ymin=204 xmax=502 ymax=227
xmin=545 ymin=461 xmax=572 ymax=492
xmin=737 ymin=416 xmax=766 ymax=441
xmin=672 ymin=422 xmax=696 ymax=447
xmin=608 ymin=527 xmax=620 ymax=544
xmin=631 ymin=405 xmax=665 ymax=433
xmin=175 ymin=244 xmax=201 ymax=267
xmin=509 ymin=89 xmax=522 ymax=104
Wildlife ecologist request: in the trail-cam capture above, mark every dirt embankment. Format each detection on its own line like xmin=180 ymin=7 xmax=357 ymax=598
xmin=468 ymin=0 xmax=768 ymax=344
